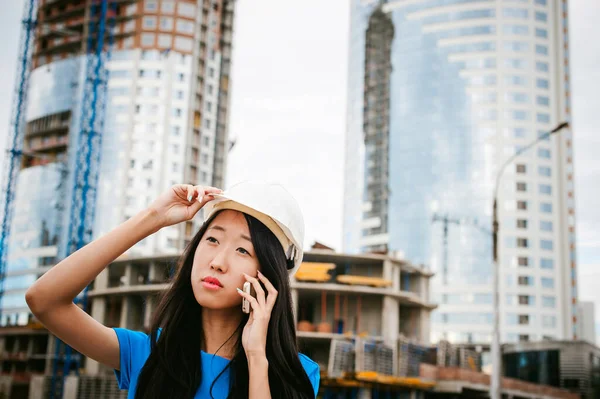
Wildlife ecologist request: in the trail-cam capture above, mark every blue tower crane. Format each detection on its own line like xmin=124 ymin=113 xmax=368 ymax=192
xmin=0 ymin=0 xmax=37 ymax=313
xmin=49 ymin=2 xmax=117 ymax=397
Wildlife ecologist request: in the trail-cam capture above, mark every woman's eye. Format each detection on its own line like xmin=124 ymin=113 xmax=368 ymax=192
xmin=237 ymin=248 xmax=250 ymax=255
xmin=206 ymin=237 xmax=218 ymax=244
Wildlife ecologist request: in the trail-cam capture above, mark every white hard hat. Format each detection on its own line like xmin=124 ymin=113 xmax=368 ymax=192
xmin=202 ymin=181 xmax=305 ymax=276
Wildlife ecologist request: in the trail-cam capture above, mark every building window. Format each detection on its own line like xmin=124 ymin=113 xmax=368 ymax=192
xmin=537 ymin=113 xmax=550 ymax=123
xmin=144 ymin=0 xmax=158 ymax=12
xmin=207 ymin=84 xmax=214 ymax=95
xmin=177 ymin=2 xmax=196 ymax=17
xmin=174 ymin=36 xmax=193 ymax=52
xmin=160 ymin=17 xmax=174 ymax=30
xmin=539 ymin=166 xmax=551 ymax=177
xmin=505 ymin=75 xmax=527 ymax=86
xmin=517 ymin=201 xmax=527 ymax=210
xmin=540 ymin=240 xmax=553 ymax=250
xmin=141 ymin=33 xmax=155 ymax=46
xmin=503 ymin=8 xmax=528 ymax=19
xmin=535 ymin=0 xmax=547 ymax=4
xmin=503 ymin=25 xmax=528 ymax=35
xmin=175 ymin=90 xmax=184 ymax=100
xmin=536 ymin=45 xmax=548 ymax=55
xmin=517 ymin=238 xmax=528 ymax=248
xmin=540 ymin=221 xmax=553 ymax=231
xmin=516 ymin=164 xmax=526 ymax=174
xmin=172 ymin=163 xmax=179 ymax=173
xmin=542 ymin=296 xmax=556 ymax=308
xmin=542 ymin=315 xmax=556 ymax=328
xmin=158 ymin=34 xmax=172 ymax=48
xmin=518 ymin=315 xmax=529 ymax=325
xmin=536 ymin=61 xmax=549 ymax=72
xmin=504 ymin=58 xmax=527 ymax=69
xmin=539 ymin=184 xmax=552 ymax=195
xmin=178 ymin=73 xmax=185 ymax=82
xmin=518 ymin=276 xmax=533 ymax=286
xmin=537 ymin=78 xmax=550 ymax=89
xmin=541 ymin=277 xmax=554 ymax=288
xmin=176 ymin=20 xmax=195 ymax=34
xmin=537 ymin=96 xmax=550 ymax=106
xmin=202 ymin=136 xmax=210 ymax=146
xmin=206 ymin=102 xmax=212 ymax=112
xmin=161 ymin=1 xmax=175 ymax=13
xmin=143 ymin=16 xmax=157 ymax=29
xmin=504 ymin=41 xmax=528 ymax=52
xmin=519 ymin=295 xmax=534 ymax=306
xmin=535 ymin=11 xmax=547 ymax=22
xmin=201 ymin=154 xmax=208 ymax=165
xmin=538 ymin=148 xmax=551 ymax=158
xmin=535 ymin=28 xmax=548 ymax=38
xmin=516 ymin=182 xmax=527 ymax=192
xmin=540 ymin=203 xmax=552 ymax=213
xmin=209 ymin=67 xmax=215 ymax=77
xmin=518 ymin=257 xmax=529 ymax=267
xmin=517 ymin=219 xmax=528 ymax=229
xmin=540 ymin=258 xmax=554 ymax=269
xmin=173 ymin=108 xmax=182 ymax=117
xmin=505 ymin=92 xmax=528 ymax=103
xmin=172 ymin=126 xmax=180 ymax=136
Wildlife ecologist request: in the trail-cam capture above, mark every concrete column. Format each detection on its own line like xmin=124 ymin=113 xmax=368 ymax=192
xmin=62 ymin=375 xmax=79 ymax=399
xmin=87 ymin=270 xmax=109 ymax=375
xmin=420 ymin=309 xmax=431 ymax=344
xmin=420 ymin=275 xmax=429 ymax=302
xmin=123 ymin=263 xmax=133 ymax=286
xmin=382 ymin=296 xmax=400 ymax=375
xmin=120 ymin=297 xmax=132 ymax=328
xmin=29 ymin=375 xmax=46 ymax=399
xmin=383 ymin=260 xmax=398 ymax=290
xmin=144 ymin=296 xmax=154 ymax=330
xmin=148 ymin=261 xmax=158 ymax=283
xmin=95 ymin=268 xmax=109 ymax=291
xmin=45 ymin=335 xmax=56 ymax=374
xmin=128 ymin=264 xmax=141 ymax=286
xmin=86 ymin=298 xmax=107 ymax=375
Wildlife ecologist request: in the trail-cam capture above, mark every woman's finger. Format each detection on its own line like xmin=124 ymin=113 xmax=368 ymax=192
xmin=257 ymin=271 xmax=278 ymax=311
xmin=243 ymin=273 xmax=266 ymax=308
xmin=186 ymin=185 xmax=195 ymax=203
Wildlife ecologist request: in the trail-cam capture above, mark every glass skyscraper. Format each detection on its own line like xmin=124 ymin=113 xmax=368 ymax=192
xmin=344 ymin=0 xmax=577 ymax=347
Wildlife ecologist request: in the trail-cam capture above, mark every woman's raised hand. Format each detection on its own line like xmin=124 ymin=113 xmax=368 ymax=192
xmin=148 ymin=184 xmax=222 ymax=228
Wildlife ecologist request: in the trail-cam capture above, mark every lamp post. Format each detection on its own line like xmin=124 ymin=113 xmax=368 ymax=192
xmin=490 ymin=121 xmax=569 ymax=399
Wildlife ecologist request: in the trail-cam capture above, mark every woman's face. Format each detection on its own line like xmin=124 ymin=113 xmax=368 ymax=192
xmin=191 ymin=210 xmax=260 ymax=310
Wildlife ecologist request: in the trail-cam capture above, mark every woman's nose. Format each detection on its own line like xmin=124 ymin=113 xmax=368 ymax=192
xmin=210 ymin=250 xmax=228 ymax=272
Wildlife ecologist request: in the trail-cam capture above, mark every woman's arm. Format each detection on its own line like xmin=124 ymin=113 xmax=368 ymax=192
xmin=25 ymin=184 xmax=219 ymax=370
xmin=25 ymin=208 xmax=162 ymax=369
xmin=248 ymin=356 xmax=271 ymax=399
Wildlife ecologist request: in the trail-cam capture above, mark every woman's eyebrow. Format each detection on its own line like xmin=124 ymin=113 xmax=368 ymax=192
xmin=209 ymin=225 xmax=251 ymax=242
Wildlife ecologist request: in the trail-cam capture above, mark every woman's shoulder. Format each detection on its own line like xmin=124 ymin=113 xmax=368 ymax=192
xmin=298 ymin=353 xmax=319 ymax=375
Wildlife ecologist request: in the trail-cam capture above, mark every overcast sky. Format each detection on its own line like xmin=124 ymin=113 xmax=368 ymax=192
xmin=0 ymin=0 xmax=598 ymax=337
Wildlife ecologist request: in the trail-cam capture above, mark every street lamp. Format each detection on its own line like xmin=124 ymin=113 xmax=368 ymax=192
xmin=490 ymin=121 xmax=569 ymax=399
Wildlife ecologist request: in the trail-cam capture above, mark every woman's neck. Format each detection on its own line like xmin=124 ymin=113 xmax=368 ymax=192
xmin=201 ymin=306 xmax=243 ymax=359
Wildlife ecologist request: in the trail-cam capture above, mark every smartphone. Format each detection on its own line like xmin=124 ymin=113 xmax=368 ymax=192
xmin=242 ymin=281 xmax=255 ymax=314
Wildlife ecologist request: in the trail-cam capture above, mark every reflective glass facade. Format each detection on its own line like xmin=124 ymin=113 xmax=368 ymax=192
xmin=344 ymin=0 xmax=576 ymax=345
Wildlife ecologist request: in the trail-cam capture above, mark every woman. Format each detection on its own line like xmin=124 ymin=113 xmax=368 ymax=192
xmin=25 ymin=181 xmax=319 ymax=398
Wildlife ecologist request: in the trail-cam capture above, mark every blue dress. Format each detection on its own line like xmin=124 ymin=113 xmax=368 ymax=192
xmin=113 ymin=328 xmax=320 ymax=398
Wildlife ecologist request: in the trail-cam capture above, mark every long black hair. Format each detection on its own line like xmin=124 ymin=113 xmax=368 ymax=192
xmin=134 ymin=211 xmax=315 ymax=398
